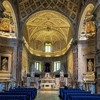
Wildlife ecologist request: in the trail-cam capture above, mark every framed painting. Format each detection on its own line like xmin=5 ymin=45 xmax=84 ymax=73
xmin=87 ymin=58 xmax=94 ymax=72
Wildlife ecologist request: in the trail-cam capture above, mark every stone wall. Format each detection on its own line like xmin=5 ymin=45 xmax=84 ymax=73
xmin=22 ymin=45 xmax=30 ymax=78
xmin=0 ymin=37 xmax=17 ymax=81
xmin=94 ymin=2 xmax=100 ymax=93
xmin=96 ymin=25 xmax=100 ymax=94
xmin=78 ymin=40 xmax=95 ymax=82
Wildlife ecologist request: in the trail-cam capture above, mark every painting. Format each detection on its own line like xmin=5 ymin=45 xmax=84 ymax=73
xmin=0 ymin=56 xmax=8 ymax=71
xmin=87 ymin=58 xmax=94 ymax=72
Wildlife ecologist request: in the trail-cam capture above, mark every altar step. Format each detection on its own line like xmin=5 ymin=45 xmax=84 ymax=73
xmin=39 ymin=89 xmax=59 ymax=91
xmin=35 ymin=90 xmax=60 ymax=100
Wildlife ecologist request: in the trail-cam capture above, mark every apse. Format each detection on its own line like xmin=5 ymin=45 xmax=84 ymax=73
xmin=23 ymin=10 xmax=73 ymax=57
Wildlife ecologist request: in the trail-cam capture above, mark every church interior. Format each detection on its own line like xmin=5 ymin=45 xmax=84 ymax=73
xmin=0 ymin=0 xmax=100 ymax=100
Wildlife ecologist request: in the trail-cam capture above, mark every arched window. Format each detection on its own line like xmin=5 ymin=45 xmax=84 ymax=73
xmin=54 ymin=61 xmax=61 ymax=72
xmin=45 ymin=42 xmax=52 ymax=52
xmin=34 ymin=61 xmax=42 ymax=72
xmin=0 ymin=0 xmax=18 ymax=38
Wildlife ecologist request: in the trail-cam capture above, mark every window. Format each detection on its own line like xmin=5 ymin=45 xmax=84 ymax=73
xmin=34 ymin=61 xmax=42 ymax=72
xmin=45 ymin=43 xmax=52 ymax=52
xmin=54 ymin=61 xmax=61 ymax=72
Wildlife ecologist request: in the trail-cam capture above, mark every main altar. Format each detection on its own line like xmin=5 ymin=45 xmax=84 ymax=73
xmin=40 ymin=73 xmax=56 ymax=89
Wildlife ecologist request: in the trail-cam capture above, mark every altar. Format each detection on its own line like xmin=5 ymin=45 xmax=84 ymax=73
xmin=40 ymin=73 xmax=56 ymax=89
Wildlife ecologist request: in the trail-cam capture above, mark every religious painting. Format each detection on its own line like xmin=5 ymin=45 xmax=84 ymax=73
xmin=0 ymin=56 xmax=8 ymax=71
xmin=87 ymin=58 xmax=94 ymax=72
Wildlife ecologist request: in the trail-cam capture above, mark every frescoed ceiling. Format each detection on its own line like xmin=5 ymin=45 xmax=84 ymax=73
xmin=23 ymin=10 xmax=73 ymax=57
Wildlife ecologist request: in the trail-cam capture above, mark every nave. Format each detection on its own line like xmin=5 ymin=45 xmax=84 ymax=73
xmin=0 ymin=0 xmax=100 ymax=98
xmin=35 ymin=90 xmax=59 ymax=100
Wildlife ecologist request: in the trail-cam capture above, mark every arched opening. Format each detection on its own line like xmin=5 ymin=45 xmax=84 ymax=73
xmin=78 ymin=4 xmax=95 ymax=86
xmin=22 ymin=10 xmax=74 ymax=87
xmin=23 ymin=10 xmax=73 ymax=57
xmin=78 ymin=4 xmax=95 ymax=40
xmin=0 ymin=0 xmax=18 ymax=38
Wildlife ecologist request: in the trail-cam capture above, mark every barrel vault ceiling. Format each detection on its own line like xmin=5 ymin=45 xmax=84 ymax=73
xmin=18 ymin=0 xmax=80 ymax=21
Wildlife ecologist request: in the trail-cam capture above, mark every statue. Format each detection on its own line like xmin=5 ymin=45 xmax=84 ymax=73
xmin=31 ymin=70 xmax=35 ymax=77
xmin=23 ymin=70 xmax=27 ymax=78
xmin=0 ymin=18 xmax=15 ymax=32
xmin=45 ymin=73 xmax=51 ymax=78
xmin=60 ymin=70 xmax=64 ymax=82
xmin=87 ymin=59 xmax=93 ymax=72
xmin=1 ymin=57 xmax=8 ymax=70
xmin=86 ymin=21 xmax=95 ymax=33
xmin=45 ymin=63 xmax=50 ymax=72
xmin=60 ymin=70 xmax=64 ymax=77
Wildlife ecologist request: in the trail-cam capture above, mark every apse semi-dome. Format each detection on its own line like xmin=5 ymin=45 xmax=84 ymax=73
xmin=23 ymin=10 xmax=73 ymax=57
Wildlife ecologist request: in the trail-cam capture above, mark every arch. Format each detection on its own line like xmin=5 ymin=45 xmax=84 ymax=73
xmin=19 ymin=0 xmax=80 ymax=23
xmin=23 ymin=10 xmax=75 ymax=38
xmin=2 ymin=0 xmax=18 ymax=38
xmin=22 ymin=10 xmax=74 ymax=57
xmin=78 ymin=3 xmax=95 ymax=40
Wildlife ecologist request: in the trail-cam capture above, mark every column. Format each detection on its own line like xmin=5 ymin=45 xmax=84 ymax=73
xmin=16 ymin=39 xmax=23 ymax=85
xmin=96 ymin=24 xmax=100 ymax=93
xmin=72 ymin=41 xmax=78 ymax=87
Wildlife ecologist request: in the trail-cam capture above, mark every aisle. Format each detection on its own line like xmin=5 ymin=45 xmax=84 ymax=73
xmin=35 ymin=90 xmax=60 ymax=100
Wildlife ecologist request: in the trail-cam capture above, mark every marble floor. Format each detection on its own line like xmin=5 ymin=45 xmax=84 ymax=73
xmin=35 ymin=90 xmax=60 ymax=100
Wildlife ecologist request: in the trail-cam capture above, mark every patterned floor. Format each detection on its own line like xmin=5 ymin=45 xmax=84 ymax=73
xmin=35 ymin=90 xmax=60 ymax=100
